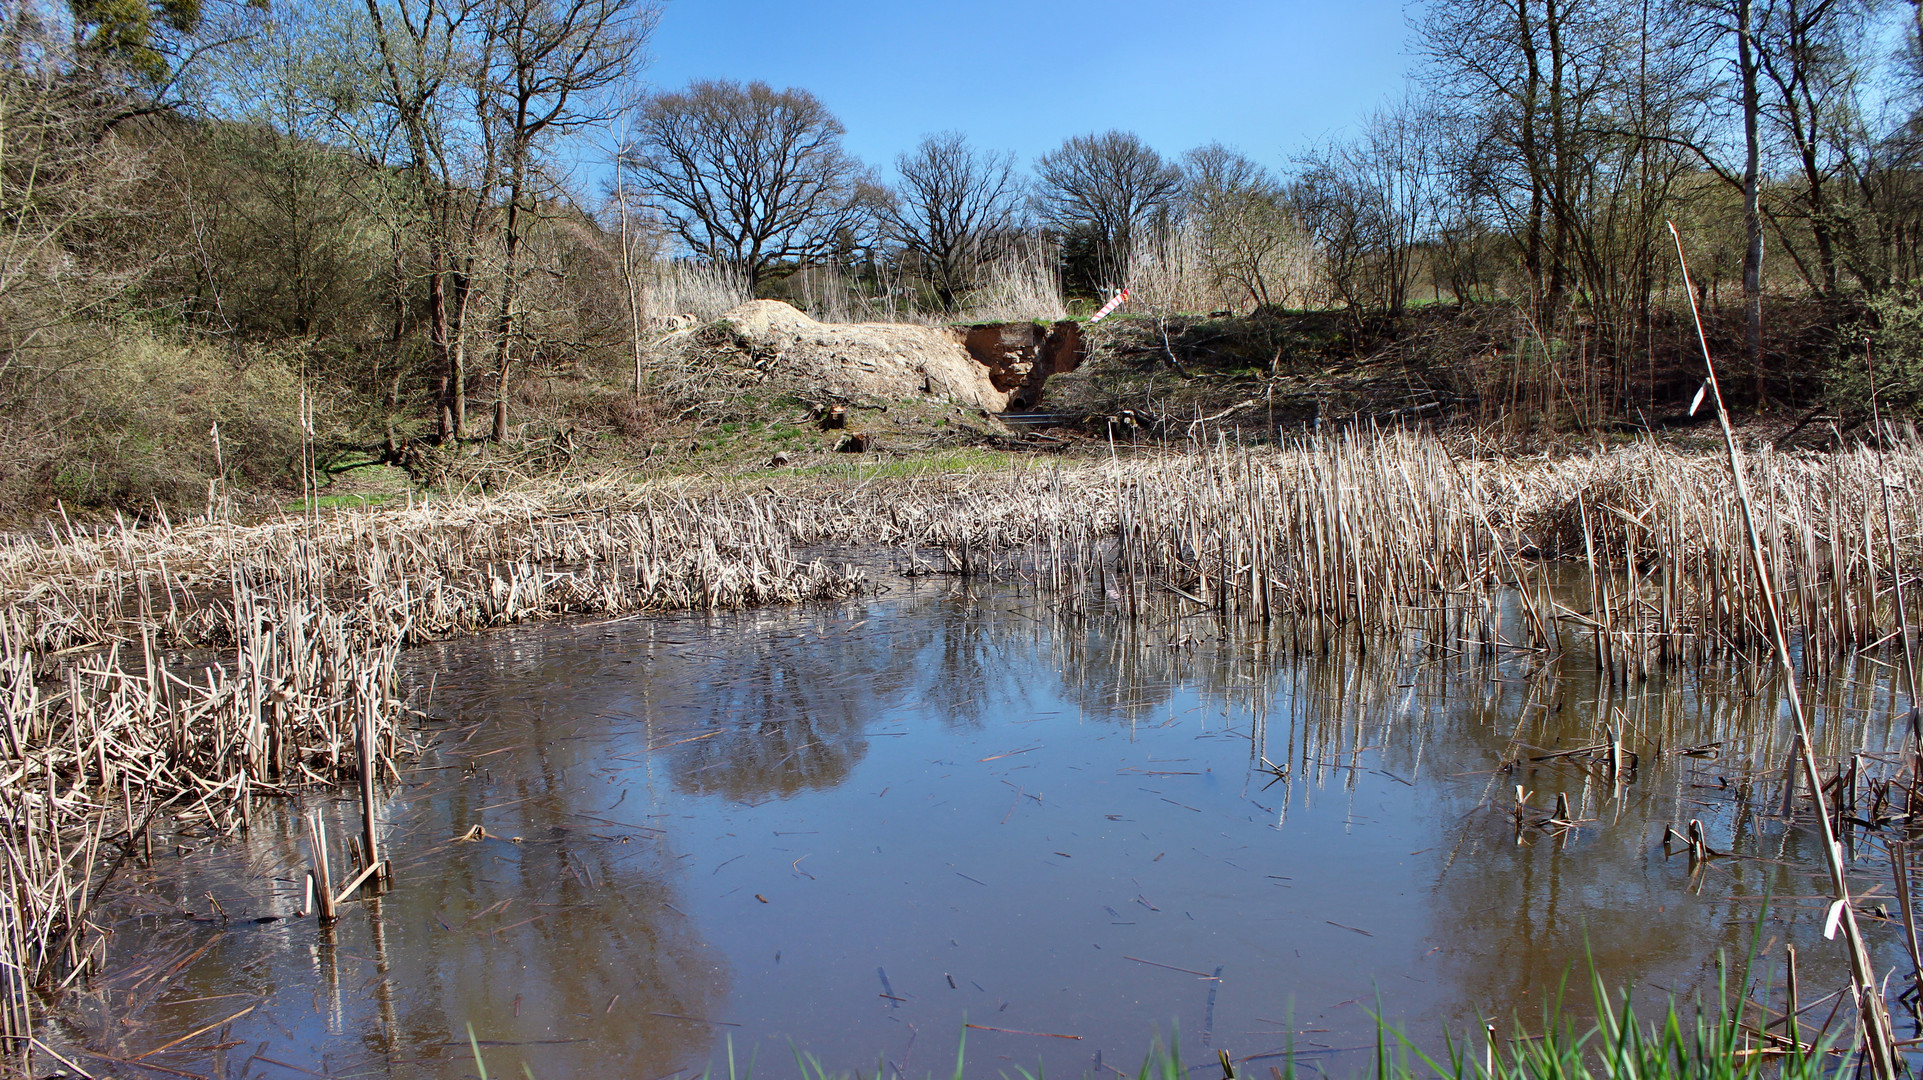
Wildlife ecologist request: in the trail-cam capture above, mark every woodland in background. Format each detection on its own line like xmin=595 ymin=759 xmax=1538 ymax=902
xmin=9 ymin=0 xmax=1923 ymax=518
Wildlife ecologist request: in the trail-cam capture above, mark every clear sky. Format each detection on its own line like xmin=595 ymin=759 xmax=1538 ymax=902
xmin=637 ymin=0 xmax=1417 ymax=177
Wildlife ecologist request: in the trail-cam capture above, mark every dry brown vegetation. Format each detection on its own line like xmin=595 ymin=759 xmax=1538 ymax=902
xmin=0 ymin=483 xmax=870 ymax=1055
xmin=9 ymin=427 xmax=1923 ymax=1063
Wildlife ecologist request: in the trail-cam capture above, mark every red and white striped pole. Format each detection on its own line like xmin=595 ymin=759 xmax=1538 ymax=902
xmin=1088 ymin=287 xmax=1130 ymax=323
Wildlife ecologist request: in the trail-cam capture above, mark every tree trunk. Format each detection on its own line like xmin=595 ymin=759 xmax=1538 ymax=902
xmin=1739 ymin=0 xmax=1766 ymax=408
xmin=429 ymin=241 xmax=462 ymax=441
xmin=446 ymin=257 xmax=472 ymax=440
xmin=362 ymin=0 xmax=468 ymax=443
xmin=489 ymin=134 xmax=530 ymax=443
xmin=1544 ymin=0 xmax=1571 ymax=311
xmin=1515 ymin=1 xmax=1548 ymax=313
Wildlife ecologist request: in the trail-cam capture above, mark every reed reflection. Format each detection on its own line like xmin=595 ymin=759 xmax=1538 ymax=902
xmin=71 ymin=580 xmax=1919 ymax=1078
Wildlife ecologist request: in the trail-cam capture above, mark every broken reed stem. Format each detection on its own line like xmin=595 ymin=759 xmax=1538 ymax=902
xmin=308 ymin=811 xmax=336 ymax=924
xmin=1889 ymin=842 xmax=1923 ymax=1008
xmin=1670 ymin=220 xmax=1897 ymax=1080
xmin=1785 ymin=942 xmax=1800 ymax=1054
xmin=358 ymin=715 xmax=380 ymax=887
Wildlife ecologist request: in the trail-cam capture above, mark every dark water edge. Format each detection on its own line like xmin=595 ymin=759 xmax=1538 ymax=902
xmin=51 ymin=576 xmax=1917 ymax=1079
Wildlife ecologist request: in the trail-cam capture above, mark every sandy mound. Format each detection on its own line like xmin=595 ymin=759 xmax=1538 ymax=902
xmin=698 ymin=301 xmax=1012 ymax=411
xmin=718 ymin=299 xmax=822 ymax=337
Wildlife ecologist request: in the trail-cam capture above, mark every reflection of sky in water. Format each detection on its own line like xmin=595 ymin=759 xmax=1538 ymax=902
xmin=68 ymin=580 xmax=1913 ymax=1079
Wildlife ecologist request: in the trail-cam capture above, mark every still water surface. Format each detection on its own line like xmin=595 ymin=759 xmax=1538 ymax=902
xmin=70 ymin=578 xmax=1911 ymax=1078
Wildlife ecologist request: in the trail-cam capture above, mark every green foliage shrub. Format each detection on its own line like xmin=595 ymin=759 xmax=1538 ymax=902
xmin=1 ymin=329 xmax=315 ymax=516
xmin=1834 ymin=291 xmax=1923 ymax=414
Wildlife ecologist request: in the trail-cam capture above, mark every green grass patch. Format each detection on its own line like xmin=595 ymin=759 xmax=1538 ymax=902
xmin=733 ymin=446 xmax=1034 ymax=483
xmin=282 ymin=491 xmax=400 ymax=513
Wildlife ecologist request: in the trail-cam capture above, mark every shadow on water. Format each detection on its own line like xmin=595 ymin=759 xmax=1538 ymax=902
xmin=58 ymin=577 xmax=1917 ymax=1078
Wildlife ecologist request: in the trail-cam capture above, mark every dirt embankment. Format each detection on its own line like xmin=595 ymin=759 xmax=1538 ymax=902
xmin=959 ymin=320 xmax=1086 ymax=410
xmin=667 ymin=301 xmax=1087 ymax=415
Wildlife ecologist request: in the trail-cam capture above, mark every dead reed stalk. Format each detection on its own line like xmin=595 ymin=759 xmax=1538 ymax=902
xmin=5 ymin=418 xmax=1923 ymax=1066
xmin=1671 ymin=221 xmax=1897 ymax=1079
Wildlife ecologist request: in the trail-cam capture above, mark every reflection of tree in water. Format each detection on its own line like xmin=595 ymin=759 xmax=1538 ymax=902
xmin=83 ymin=812 xmax=729 ymax=1080
xmin=912 ymin=585 xmax=1042 ymax=731
xmin=658 ymin=606 xmax=894 ymax=801
xmin=657 ymin=589 xmax=1057 ymax=798
xmin=675 ymin=714 xmax=870 ymax=800
xmin=380 ymin=822 xmax=728 ymax=1079
xmin=1041 ymin=611 xmax=1210 ymax=723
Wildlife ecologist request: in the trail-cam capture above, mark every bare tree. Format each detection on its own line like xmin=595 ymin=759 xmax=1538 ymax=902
xmin=609 ymin=109 xmax=648 ymax=397
xmin=1676 ymin=0 xmax=1823 ymax=405
xmin=480 ymin=0 xmax=657 ymax=440
xmin=1751 ymin=0 xmax=1870 ymax=299
xmin=1293 ymin=99 xmax=1439 ymax=327
xmin=1033 ymin=130 xmax=1182 ymax=295
xmin=360 ymin=0 xmax=492 ymax=440
xmin=879 ymin=131 xmax=1021 ymax=310
xmin=1419 ymin=0 xmax=1715 ymax=393
xmin=621 ymin=79 xmax=874 ymax=294
xmin=1182 ymin=143 xmax=1297 ymax=311
xmin=1730 ymin=0 xmax=1768 ymax=404
xmin=1419 ymin=0 xmax=1619 ymax=314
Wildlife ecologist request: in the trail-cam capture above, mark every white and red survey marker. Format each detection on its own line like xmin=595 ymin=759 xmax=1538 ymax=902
xmin=1088 ymin=287 xmax=1130 ymax=323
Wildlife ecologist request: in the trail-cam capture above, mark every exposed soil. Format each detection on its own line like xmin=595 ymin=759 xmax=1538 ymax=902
xmin=667 ymin=301 xmax=1013 ymax=410
xmin=20 ymin=298 xmax=1877 ymax=527
xmin=958 ymin=319 xmax=1086 ymax=409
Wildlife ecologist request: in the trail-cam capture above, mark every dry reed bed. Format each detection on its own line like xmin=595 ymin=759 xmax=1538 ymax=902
xmin=0 ymin=580 xmax=408 ymax=1048
xmin=0 ymin=490 xmax=867 ymax=1054
xmin=2 ymin=430 xmax=1920 ymax=1059
xmin=8 ymin=432 xmax=1922 ymax=666
xmin=1 ymin=487 xmax=867 ymax=652
xmin=777 ymin=432 xmax=1923 ymax=669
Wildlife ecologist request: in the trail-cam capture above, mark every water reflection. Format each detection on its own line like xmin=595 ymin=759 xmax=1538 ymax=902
xmin=68 ymin=580 xmax=1915 ymax=1079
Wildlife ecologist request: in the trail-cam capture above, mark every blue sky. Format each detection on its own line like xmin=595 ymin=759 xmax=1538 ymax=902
xmin=638 ymin=1 xmax=1416 ymax=177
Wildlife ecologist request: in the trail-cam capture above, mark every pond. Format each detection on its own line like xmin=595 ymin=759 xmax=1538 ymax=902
xmin=60 ymin=576 xmax=1912 ymax=1079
